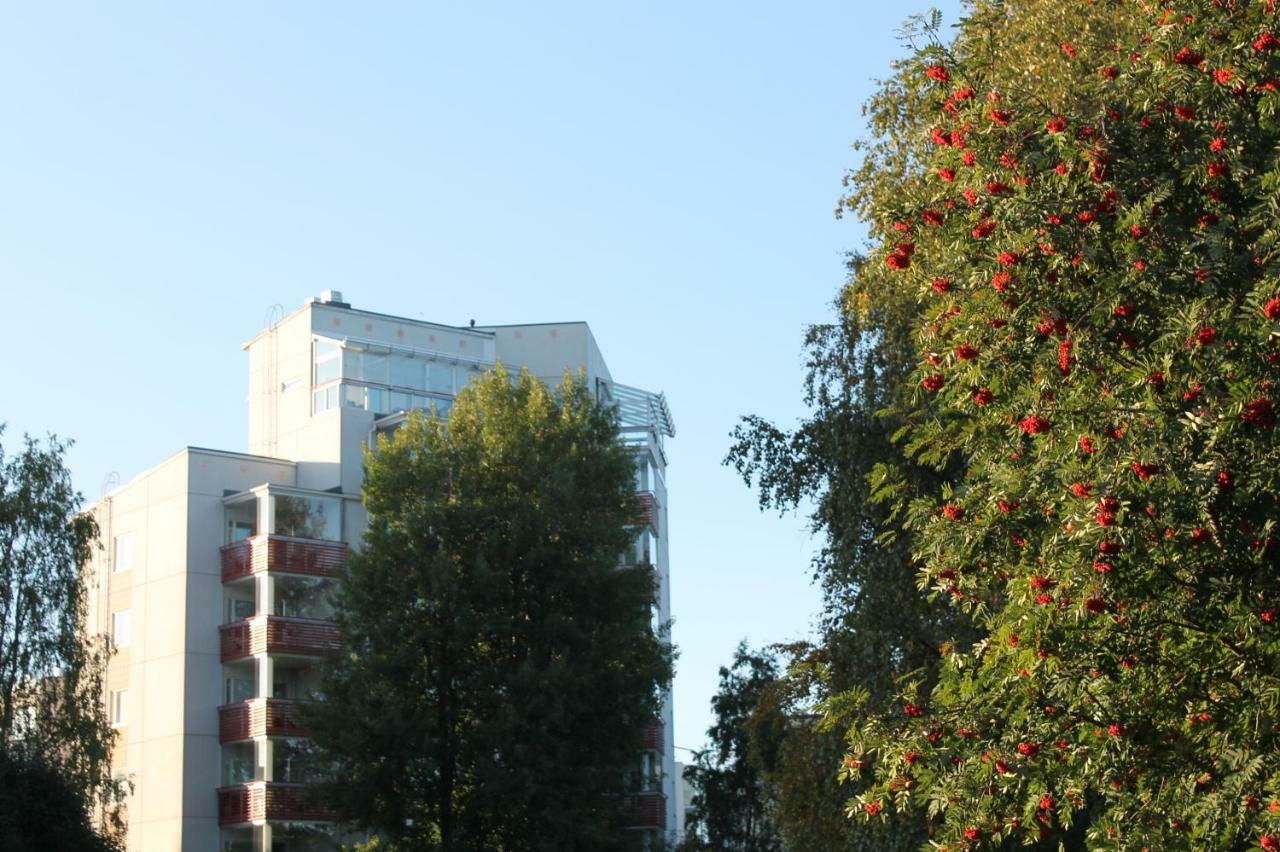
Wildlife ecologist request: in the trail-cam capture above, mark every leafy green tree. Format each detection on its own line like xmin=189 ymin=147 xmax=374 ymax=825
xmin=836 ymin=0 xmax=1280 ymax=848
xmin=725 ymin=265 xmax=971 ymax=850
xmin=0 ymin=752 xmax=122 ymax=852
xmin=308 ymin=367 xmax=673 ymax=852
xmin=680 ymin=643 xmax=783 ymax=852
xmin=0 ymin=429 xmax=123 ymax=848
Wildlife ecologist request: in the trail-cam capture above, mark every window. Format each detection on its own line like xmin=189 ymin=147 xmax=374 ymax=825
xmin=313 ymin=384 xmax=340 ymax=414
xmin=389 ymin=390 xmax=413 ymax=412
xmin=639 ymin=751 xmax=661 ymax=792
xmin=343 ymin=351 xmax=387 ymax=384
xmin=416 ymin=396 xmax=451 ymax=419
xmin=390 ymin=355 xmax=425 ymax=389
xmin=111 ymin=610 xmax=131 ymax=649
xmin=225 ymin=502 xmax=256 ymax=544
xmin=457 ymin=364 xmax=482 ymax=391
xmin=113 ymin=533 xmax=134 ymax=573
xmin=624 ymin=530 xmax=654 ymax=567
xmin=273 ymin=738 xmax=319 ymax=783
xmin=342 ymin=384 xmax=366 ymax=409
xmin=226 ymin=598 xmax=255 ymax=623
xmin=313 ymin=339 xmax=341 ymax=385
xmin=110 ymin=690 xmax=127 ymax=728
xmin=273 ymin=494 xmax=341 ymax=540
xmin=225 ymin=677 xmax=254 ymax=705
xmin=366 ymin=386 xmax=387 ymax=415
xmin=427 ymin=362 xmax=454 ymax=394
xmin=222 ymin=744 xmax=254 ymax=785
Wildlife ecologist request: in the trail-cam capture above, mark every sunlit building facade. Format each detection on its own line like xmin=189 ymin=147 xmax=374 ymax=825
xmin=87 ymin=291 xmax=676 ymax=851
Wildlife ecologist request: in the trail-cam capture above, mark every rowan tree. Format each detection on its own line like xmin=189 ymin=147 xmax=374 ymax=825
xmin=840 ymin=1 xmax=1280 ymax=849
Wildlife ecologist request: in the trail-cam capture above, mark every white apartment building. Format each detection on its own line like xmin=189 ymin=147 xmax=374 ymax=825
xmin=87 ymin=291 xmax=676 ymax=851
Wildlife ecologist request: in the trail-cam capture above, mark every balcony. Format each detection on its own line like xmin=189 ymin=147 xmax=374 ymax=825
xmin=635 ymin=491 xmax=658 ymax=535
xmin=621 ymin=791 xmax=666 ymax=831
xmin=216 ymin=782 xmax=336 ymax=826
xmin=220 ymin=616 xmax=342 ymax=663
xmin=640 ymin=721 xmax=663 ymax=751
xmin=218 ymin=699 xmax=310 ymax=744
xmin=221 ymin=535 xmax=348 ymax=583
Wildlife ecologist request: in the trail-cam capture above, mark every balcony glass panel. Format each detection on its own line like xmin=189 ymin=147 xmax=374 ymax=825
xmin=427 ymin=362 xmax=454 ymax=394
xmin=225 ymin=676 xmax=254 ymax=705
xmin=273 ymin=738 xmax=321 ymax=783
xmin=274 ymin=576 xmax=335 ymax=621
xmin=342 ymin=351 xmax=387 ymax=384
xmin=314 ymin=339 xmax=341 ymax=386
xmin=367 ymin=386 xmax=387 ymax=415
xmin=224 ymin=502 xmax=257 ymax=545
xmin=272 ymin=824 xmax=341 ymax=851
xmin=389 ymin=390 xmax=412 ymax=412
xmin=273 ymin=495 xmax=341 ymax=541
xmin=221 ymin=743 xmax=254 ymax=785
xmin=225 ymin=597 xmax=254 ymax=623
xmin=390 ymin=355 xmax=425 ymax=389
xmin=624 ymin=530 xmax=654 ymax=566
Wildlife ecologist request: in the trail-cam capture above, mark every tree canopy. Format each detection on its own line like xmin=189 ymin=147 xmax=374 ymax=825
xmin=829 ymin=0 xmax=1280 ymax=849
xmin=308 ymin=367 xmax=672 ymax=852
xmin=0 ymin=429 xmax=123 ymax=849
xmin=679 ymin=642 xmax=784 ymax=852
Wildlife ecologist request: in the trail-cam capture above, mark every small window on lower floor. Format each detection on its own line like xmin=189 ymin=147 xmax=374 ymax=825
xmin=110 ymin=689 xmax=127 ymax=728
xmin=111 ymin=610 xmax=131 ymax=649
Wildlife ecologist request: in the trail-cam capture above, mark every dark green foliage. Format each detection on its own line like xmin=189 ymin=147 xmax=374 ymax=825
xmin=0 ymin=752 xmax=122 ymax=852
xmin=308 ymin=368 xmax=672 ymax=852
xmin=0 ymin=428 xmax=123 ymax=847
xmin=724 ymin=277 xmax=969 ymax=849
xmin=680 ymin=643 xmax=783 ymax=852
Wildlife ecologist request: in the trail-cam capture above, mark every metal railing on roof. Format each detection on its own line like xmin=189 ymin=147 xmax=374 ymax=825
xmin=612 ymin=384 xmax=675 ymax=438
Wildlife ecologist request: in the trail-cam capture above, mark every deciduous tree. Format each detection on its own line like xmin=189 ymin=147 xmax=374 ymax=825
xmin=0 ymin=429 xmax=123 ymax=849
xmin=680 ymin=643 xmax=783 ymax=852
xmin=308 ymin=368 xmax=672 ymax=852
xmin=840 ymin=1 xmax=1280 ymax=848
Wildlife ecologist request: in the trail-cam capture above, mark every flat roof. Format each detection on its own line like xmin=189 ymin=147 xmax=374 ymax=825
xmin=474 ymin=320 xmax=590 ymax=330
xmin=93 ymin=446 xmax=295 ymax=503
xmin=242 ymin=299 xmax=497 ymax=350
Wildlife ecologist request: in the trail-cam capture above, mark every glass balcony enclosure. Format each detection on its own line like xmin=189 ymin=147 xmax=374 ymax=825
xmin=311 ymin=335 xmax=486 ymax=417
xmin=225 ymin=487 xmax=345 ymax=545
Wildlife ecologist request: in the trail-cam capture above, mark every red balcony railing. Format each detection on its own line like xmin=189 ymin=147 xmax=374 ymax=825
xmin=221 ymin=621 xmax=251 ymax=662
xmin=640 ymin=721 xmax=663 ymax=751
xmin=216 ymin=783 xmax=336 ymax=826
xmin=621 ymin=791 xmax=667 ymax=830
xmin=220 ymin=616 xmax=342 ymax=663
xmin=219 ymin=701 xmax=251 ymax=743
xmin=221 ymin=535 xmax=347 ymax=583
xmin=218 ymin=699 xmax=310 ymax=744
xmin=635 ymin=491 xmax=658 ymax=535
xmin=217 ymin=784 xmax=250 ymax=826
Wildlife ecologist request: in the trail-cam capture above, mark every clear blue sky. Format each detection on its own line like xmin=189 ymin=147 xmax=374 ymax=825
xmin=0 ymin=2 xmax=961 ymax=758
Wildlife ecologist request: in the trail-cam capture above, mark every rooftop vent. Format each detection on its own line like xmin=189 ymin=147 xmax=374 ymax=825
xmin=319 ymin=289 xmax=350 ymax=308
